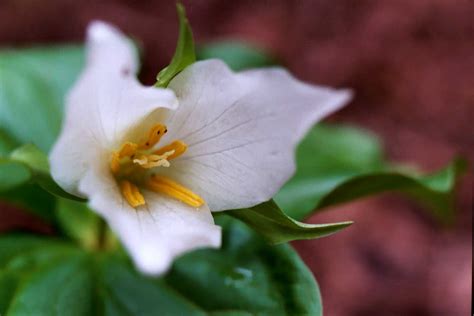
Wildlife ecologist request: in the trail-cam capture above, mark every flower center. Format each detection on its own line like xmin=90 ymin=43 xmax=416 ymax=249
xmin=110 ymin=124 xmax=203 ymax=208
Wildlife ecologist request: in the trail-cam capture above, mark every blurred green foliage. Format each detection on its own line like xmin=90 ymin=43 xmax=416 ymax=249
xmin=0 ymin=218 xmax=322 ymax=316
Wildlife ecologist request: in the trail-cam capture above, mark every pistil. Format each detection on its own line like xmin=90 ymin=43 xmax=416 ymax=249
xmin=132 ymin=151 xmax=175 ymax=168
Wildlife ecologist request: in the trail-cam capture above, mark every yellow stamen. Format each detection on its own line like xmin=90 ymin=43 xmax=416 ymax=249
xmin=130 ymin=184 xmax=145 ymax=205
xmin=154 ymin=140 xmax=187 ymax=160
xmin=110 ymin=142 xmax=138 ymax=174
xmin=110 ymin=152 xmax=121 ymax=174
xmin=147 ymin=175 xmax=204 ymax=208
xmin=118 ymin=142 xmax=138 ymax=157
xmin=110 ymin=124 xmax=196 ymax=208
xmin=120 ymin=180 xmax=145 ymax=207
xmin=139 ymin=124 xmax=167 ymax=150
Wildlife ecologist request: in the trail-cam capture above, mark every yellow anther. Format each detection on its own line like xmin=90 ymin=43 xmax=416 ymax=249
xmin=120 ymin=180 xmax=145 ymax=208
xmin=154 ymin=140 xmax=187 ymax=160
xmin=147 ymin=175 xmax=204 ymax=208
xmin=139 ymin=124 xmax=167 ymax=150
xmin=118 ymin=142 xmax=138 ymax=158
xmin=110 ymin=152 xmax=121 ymax=174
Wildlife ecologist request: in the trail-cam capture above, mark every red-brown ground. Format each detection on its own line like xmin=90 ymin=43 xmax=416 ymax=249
xmin=0 ymin=1 xmax=472 ymax=315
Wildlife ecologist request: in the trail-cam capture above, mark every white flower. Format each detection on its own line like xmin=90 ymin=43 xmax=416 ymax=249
xmin=50 ymin=21 xmax=351 ymax=275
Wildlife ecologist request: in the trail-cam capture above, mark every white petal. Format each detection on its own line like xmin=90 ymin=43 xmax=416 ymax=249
xmin=74 ymin=21 xmax=179 ymax=146
xmin=86 ymin=20 xmax=138 ymax=75
xmin=162 ymin=60 xmax=351 ymax=211
xmin=78 ymin=164 xmax=221 ymax=275
xmin=50 ymin=21 xmax=178 ymax=195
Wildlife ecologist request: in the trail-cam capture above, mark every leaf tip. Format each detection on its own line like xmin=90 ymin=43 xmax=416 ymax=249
xmin=176 ymin=2 xmax=186 ymax=17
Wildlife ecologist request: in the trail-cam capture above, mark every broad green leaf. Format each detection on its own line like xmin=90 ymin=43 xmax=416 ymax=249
xmin=197 ymin=41 xmax=275 ymax=71
xmin=0 ymin=160 xmax=30 ymax=191
xmin=0 ymin=235 xmax=93 ymax=315
xmin=6 ymin=256 xmax=93 ymax=316
xmin=228 ymin=200 xmax=352 ymax=244
xmin=165 ymin=217 xmax=322 ymax=315
xmin=316 ymin=158 xmax=467 ymax=222
xmin=0 ymin=218 xmax=322 ymax=316
xmin=97 ymin=218 xmax=321 ymax=315
xmin=0 ymin=45 xmax=84 ymax=220
xmin=0 ymin=271 xmax=19 ymax=313
xmin=0 ymin=144 xmax=84 ymax=201
xmin=99 ymin=256 xmax=205 ymax=316
xmin=0 ymin=129 xmax=17 ymax=155
xmin=0 ymin=234 xmax=54 ymax=265
xmin=10 ymin=143 xmax=50 ymax=174
xmin=275 ymin=124 xmax=384 ymax=219
xmin=0 ymin=45 xmax=84 ymax=152
xmin=155 ymin=4 xmax=195 ymax=87
xmin=275 ymin=124 xmax=465 ymax=221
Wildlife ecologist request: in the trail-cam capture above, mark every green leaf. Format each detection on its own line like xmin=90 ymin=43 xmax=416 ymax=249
xmin=316 ymin=158 xmax=467 ymax=223
xmin=166 ymin=217 xmax=322 ymax=315
xmin=10 ymin=143 xmax=50 ymax=174
xmin=0 ymin=45 xmax=84 ymax=220
xmin=7 ymin=259 xmax=92 ymax=316
xmin=275 ymin=124 xmax=466 ymax=221
xmin=99 ymin=256 xmax=206 ymax=316
xmin=155 ymin=4 xmax=196 ymax=87
xmin=197 ymin=41 xmax=275 ymax=71
xmin=228 ymin=200 xmax=352 ymax=244
xmin=0 ymin=128 xmax=17 ymax=155
xmin=275 ymin=124 xmax=384 ymax=219
xmin=0 ymin=45 xmax=85 ymax=219
xmin=0 ymin=235 xmax=93 ymax=315
xmin=96 ymin=218 xmax=321 ymax=315
xmin=0 ymin=234 xmax=54 ymax=265
xmin=0 ymin=218 xmax=322 ymax=315
xmin=0 ymin=271 xmax=19 ymax=313
xmin=6 ymin=256 xmax=93 ymax=316
xmin=0 ymin=160 xmax=30 ymax=192
xmin=0 ymin=45 xmax=84 ymax=152
xmin=1 ymin=144 xmax=84 ymax=201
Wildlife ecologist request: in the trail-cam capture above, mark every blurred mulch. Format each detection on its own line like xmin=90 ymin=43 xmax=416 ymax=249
xmin=0 ymin=1 xmax=472 ymax=315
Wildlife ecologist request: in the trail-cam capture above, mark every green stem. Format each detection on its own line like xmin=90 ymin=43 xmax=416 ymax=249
xmin=96 ymin=218 xmax=107 ymax=251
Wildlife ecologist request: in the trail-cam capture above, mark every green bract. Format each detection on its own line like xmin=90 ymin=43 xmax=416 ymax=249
xmin=155 ymin=4 xmax=196 ymax=88
xmin=228 ymin=200 xmax=352 ymax=244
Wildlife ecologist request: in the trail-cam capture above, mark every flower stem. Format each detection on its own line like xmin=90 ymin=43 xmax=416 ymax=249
xmin=96 ymin=217 xmax=108 ymax=251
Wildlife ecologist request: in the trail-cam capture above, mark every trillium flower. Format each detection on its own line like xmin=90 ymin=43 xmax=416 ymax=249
xmin=50 ymin=21 xmax=351 ymax=275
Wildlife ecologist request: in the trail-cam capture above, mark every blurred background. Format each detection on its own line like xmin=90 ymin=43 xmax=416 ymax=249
xmin=0 ymin=1 xmax=472 ymax=315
